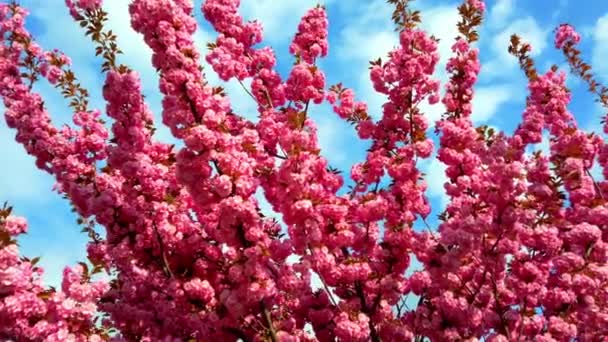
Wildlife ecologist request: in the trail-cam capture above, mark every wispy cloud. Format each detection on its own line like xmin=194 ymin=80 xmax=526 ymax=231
xmin=483 ymin=17 xmax=549 ymax=79
xmin=592 ymin=13 xmax=608 ymax=81
xmin=0 ymin=124 xmax=55 ymax=204
xmin=239 ymin=0 xmax=335 ymax=44
xmin=334 ymin=0 xmax=395 ymax=118
xmin=488 ymin=0 xmax=515 ymax=29
xmin=471 ymin=85 xmax=514 ymax=123
xmin=421 ymin=155 xmax=449 ymax=209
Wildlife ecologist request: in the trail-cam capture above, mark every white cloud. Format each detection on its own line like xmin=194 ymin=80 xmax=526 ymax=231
xmin=239 ymin=0 xmax=335 ymax=45
xmin=314 ymin=113 xmax=349 ymax=164
xmin=503 ymin=18 xmax=549 ymax=57
xmin=417 ymin=5 xmax=461 ymax=126
xmin=483 ymin=17 xmax=548 ymax=78
xmin=421 ymin=156 xmax=449 ymax=209
xmin=337 ymin=0 xmax=396 ymax=62
xmin=471 ymin=85 xmax=513 ymax=123
xmin=104 ymin=1 xmax=157 ymax=86
xmin=592 ymin=13 xmax=608 ymax=81
xmin=419 ymin=100 xmax=447 ymax=127
xmin=334 ymin=1 xmax=395 ymax=119
xmin=524 ymin=131 xmax=551 ymax=159
xmin=489 ymin=0 xmax=515 ymax=29
xmin=419 ymin=5 xmax=461 ymax=70
xmin=340 ymin=29 xmax=396 ymax=65
xmin=336 ymin=2 xmax=460 ymax=122
xmin=0 ymin=123 xmax=55 ymax=204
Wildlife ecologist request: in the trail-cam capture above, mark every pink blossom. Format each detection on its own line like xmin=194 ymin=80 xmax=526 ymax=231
xmin=289 ymin=6 xmax=328 ymax=64
xmin=1 ymin=0 xmax=607 ymax=340
xmin=555 ymin=24 xmax=581 ymax=49
xmin=3 ymin=216 xmax=27 ymax=235
xmin=468 ymin=0 xmax=486 ymax=12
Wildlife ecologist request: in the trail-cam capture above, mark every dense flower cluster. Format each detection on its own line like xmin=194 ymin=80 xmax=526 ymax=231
xmin=554 ymin=24 xmax=581 ymax=49
xmin=1 ymin=0 xmax=607 ymax=341
xmin=289 ymin=6 xmax=329 ymax=64
xmin=0 ymin=212 xmax=109 ymax=341
xmin=65 ymin=0 xmax=103 ymax=20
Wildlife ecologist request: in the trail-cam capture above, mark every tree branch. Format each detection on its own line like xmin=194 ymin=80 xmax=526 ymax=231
xmin=355 ymin=281 xmax=381 ymax=342
xmin=261 ymin=301 xmax=278 ymax=342
xmin=152 ymin=222 xmax=174 ymax=278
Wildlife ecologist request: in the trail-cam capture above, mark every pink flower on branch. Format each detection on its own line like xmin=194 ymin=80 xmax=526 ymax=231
xmin=555 ymin=24 xmax=581 ymax=49
xmin=1 ymin=0 xmax=608 ymax=340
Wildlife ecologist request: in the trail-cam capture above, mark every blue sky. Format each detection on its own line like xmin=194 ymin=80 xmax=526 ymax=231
xmin=1 ymin=0 xmax=607 ymax=287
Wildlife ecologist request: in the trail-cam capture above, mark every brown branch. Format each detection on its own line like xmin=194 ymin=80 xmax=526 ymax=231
xmin=491 ymin=275 xmax=511 ymax=340
xmin=152 ymin=222 xmax=174 ymax=278
xmin=585 ymin=167 xmax=605 ymax=201
xmin=263 ymin=88 xmax=274 ymax=109
xmin=261 ymin=301 xmax=278 ymax=342
xmin=238 ymin=79 xmax=261 ymax=107
xmin=320 ymin=274 xmax=339 ymax=307
xmin=508 ymin=34 xmax=538 ymax=80
xmin=355 ymin=281 xmax=381 ymax=342
xmin=558 ymin=40 xmax=608 ymax=110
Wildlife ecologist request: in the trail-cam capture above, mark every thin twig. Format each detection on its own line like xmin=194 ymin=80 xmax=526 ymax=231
xmin=261 ymin=301 xmax=278 ymax=342
xmin=585 ymin=167 xmax=605 ymax=200
xmin=320 ymin=274 xmax=339 ymax=307
xmin=355 ymin=281 xmax=381 ymax=342
xmin=307 ymin=245 xmax=339 ymax=306
xmin=152 ymin=222 xmax=174 ymax=278
xmin=421 ymin=217 xmax=437 ymax=238
xmin=264 ymin=89 xmax=274 ymax=109
xmin=270 ymin=152 xmax=287 ymax=160
xmin=238 ymin=79 xmax=260 ymax=105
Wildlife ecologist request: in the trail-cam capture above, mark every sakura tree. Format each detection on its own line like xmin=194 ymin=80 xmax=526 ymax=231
xmin=1 ymin=0 xmax=607 ymax=340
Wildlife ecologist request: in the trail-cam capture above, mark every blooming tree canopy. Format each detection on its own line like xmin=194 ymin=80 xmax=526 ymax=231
xmin=1 ymin=0 xmax=607 ymax=341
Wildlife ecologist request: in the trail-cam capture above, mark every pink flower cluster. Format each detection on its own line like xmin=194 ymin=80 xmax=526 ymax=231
xmin=286 ymin=63 xmax=326 ymax=104
xmin=203 ymin=0 xmax=263 ymax=81
xmin=2 ymin=0 xmax=608 ymax=340
xmin=468 ymin=0 xmax=486 ymax=12
xmin=327 ymin=85 xmax=375 ymax=139
xmin=39 ymin=50 xmax=72 ymax=84
xmin=555 ymin=24 xmax=581 ymax=49
xmin=65 ymin=0 xmax=103 ymax=20
xmin=289 ymin=6 xmax=329 ymax=64
xmin=0 ymin=215 xmax=108 ymax=341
